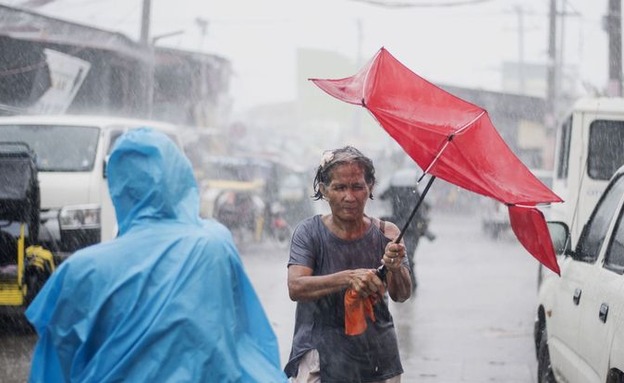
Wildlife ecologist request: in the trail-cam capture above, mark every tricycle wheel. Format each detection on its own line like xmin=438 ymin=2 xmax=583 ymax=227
xmin=25 ymin=268 xmax=50 ymax=305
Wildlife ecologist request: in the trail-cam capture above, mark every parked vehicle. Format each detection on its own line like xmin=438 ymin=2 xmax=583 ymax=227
xmin=550 ymin=97 xmax=624 ymax=249
xmin=199 ymin=154 xmax=308 ymax=244
xmin=213 ymin=185 xmax=265 ymax=244
xmin=0 ymin=115 xmax=184 ymax=258
xmin=535 ymin=165 xmax=624 ymax=383
xmin=0 ymin=143 xmax=56 ymax=311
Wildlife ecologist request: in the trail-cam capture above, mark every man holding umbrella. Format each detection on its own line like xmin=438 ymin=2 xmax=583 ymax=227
xmin=310 ymin=47 xmax=563 ymax=277
xmin=285 ymin=146 xmax=412 ymax=383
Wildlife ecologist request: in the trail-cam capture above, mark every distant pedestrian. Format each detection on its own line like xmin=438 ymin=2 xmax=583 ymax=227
xmin=26 ymin=128 xmax=287 ymax=383
xmin=380 ymin=178 xmax=435 ymax=291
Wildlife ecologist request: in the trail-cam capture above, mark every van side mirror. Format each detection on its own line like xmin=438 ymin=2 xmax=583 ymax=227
xmin=547 ymin=221 xmax=570 ymax=255
xmin=103 ymin=156 xmax=109 ymax=179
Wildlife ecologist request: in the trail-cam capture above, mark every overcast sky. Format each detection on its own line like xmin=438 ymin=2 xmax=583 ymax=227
xmin=3 ymin=0 xmax=611 ymax=111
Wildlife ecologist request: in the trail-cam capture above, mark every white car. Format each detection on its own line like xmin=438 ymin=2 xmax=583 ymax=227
xmin=535 ymin=165 xmax=624 ymax=383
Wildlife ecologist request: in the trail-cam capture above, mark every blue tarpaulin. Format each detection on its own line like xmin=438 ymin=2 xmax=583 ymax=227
xmin=26 ymin=128 xmax=287 ymax=382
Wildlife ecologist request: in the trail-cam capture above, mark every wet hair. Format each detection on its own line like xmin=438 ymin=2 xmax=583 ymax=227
xmin=312 ymin=145 xmax=376 ymax=200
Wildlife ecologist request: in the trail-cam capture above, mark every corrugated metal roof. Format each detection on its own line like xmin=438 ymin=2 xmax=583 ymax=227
xmin=0 ymin=4 xmax=149 ymax=62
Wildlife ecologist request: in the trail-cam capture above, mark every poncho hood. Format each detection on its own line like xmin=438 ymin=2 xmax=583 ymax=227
xmin=107 ymin=128 xmax=201 ymax=235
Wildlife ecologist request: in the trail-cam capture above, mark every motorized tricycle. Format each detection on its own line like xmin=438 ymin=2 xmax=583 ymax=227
xmin=212 ymin=181 xmax=266 ymax=245
xmin=0 ymin=142 xmax=55 ymax=312
xmin=200 ymin=155 xmax=301 ymax=247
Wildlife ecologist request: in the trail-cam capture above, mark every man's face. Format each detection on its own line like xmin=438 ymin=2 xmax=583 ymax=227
xmin=322 ymin=162 xmax=371 ymax=222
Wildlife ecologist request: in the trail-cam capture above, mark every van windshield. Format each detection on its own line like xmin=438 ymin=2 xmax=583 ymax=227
xmin=0 ymin=125 xmax=100 ymax=171
xmin=589 ymin=121 xmax=624 ymax=180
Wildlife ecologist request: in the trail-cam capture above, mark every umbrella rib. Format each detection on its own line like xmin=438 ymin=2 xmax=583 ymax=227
xmin=423 ymin=138 xmax=452 ymax=174
xmin=456 ymin=111 xmax=485 ymax=135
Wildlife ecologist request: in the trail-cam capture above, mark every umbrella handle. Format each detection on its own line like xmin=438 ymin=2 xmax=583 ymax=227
xmin=377 ymin=175 xmax=436 ymax=281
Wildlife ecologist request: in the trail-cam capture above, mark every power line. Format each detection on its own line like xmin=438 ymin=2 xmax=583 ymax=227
xmin=348 ymin=0 xmax=494 ymax=8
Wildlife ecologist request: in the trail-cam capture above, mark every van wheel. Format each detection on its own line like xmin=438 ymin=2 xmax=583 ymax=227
xmin=537 ymin=327 xmax=557 ymax=383
xmin=607 ymin=369 xmax=624 ymax=383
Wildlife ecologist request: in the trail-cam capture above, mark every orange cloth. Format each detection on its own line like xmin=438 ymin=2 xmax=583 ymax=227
xmin=344 ymin=288 xmax=376 ymax=336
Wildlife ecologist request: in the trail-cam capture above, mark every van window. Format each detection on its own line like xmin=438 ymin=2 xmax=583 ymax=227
xmin=576 ymin=174 xmax=624 ymax=262
xmin=556 ymin=116 xmax=572 ymax=180
xmin=588 ymin=120 xmax=624 ymax=180
xmin=605 ymin=207 xmax=624 ymax=274
xmin=0 ymin=125 xmax=99 ymax=172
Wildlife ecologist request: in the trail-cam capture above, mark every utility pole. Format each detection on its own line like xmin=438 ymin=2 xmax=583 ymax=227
xmin=514 ymin=5 xmax=526 ymax=95
xmin=604 ymin=0 xmax=622 ymax=96
xmin=195 ymin=18 xmax=208 ymax=51
xmin=140 ymin=0 xmax=153 ymax=117
xmin=195 ymin=18 xmax=209 ymax=127
xmin=140 ymin=0 xmax=151 ymax=45
xmin=546 ymin=0 xmax=557 ymax=130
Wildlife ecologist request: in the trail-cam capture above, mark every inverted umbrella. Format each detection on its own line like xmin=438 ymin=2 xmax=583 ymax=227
xmin=311 ymin=47 xmax=563 ymax=275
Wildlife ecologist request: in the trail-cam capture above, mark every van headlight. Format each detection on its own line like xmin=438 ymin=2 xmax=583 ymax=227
xmin=59 ymin=204 xmax=101 ymax=230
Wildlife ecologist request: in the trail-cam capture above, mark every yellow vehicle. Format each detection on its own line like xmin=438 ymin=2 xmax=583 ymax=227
xmin=198 ymin=155 xmax=309 ymax=245
xmin=0 ymin=142 xmax=55 ymax=311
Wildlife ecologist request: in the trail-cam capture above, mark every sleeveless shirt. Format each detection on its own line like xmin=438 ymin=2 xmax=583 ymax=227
xmin=284 ymin=215 xmax=404 ymax=383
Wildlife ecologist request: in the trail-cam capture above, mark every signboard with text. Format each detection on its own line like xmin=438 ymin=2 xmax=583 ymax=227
xmin=29 ymin=49 xmax=91 ymax=114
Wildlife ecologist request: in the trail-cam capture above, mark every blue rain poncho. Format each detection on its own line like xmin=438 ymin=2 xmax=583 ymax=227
xmin=26 ymin=128 xmax=287 ymax=383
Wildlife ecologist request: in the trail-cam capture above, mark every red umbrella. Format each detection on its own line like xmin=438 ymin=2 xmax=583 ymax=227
xmin=311 ymin=47 xmax=563 ymax=275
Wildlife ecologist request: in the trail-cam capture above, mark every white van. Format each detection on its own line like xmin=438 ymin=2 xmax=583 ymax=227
xmin=550 ymin=97 xmax=624 ymax=248
xmin=0 ymin=115 xmax=184 ymax=257
xmin=536 ymin=165 xmax=624 ymax=382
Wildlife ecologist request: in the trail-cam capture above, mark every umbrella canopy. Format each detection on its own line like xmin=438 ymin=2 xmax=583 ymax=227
xmin=311 ymin=47 xmax=563 ymax=275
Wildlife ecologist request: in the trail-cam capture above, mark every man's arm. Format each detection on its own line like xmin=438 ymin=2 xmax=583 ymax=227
xmin=288 ymin=265 xmax=384 ymax=302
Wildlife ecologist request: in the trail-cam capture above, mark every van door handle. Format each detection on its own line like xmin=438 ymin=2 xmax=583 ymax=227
xmin=599 ymin=303 xmax=609 ymax=323
xmin=573 ymin=288 xmax=582 ymax=305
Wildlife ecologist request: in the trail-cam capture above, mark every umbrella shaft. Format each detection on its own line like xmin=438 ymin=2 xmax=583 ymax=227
xmin=377 ymin=175 xmax=436 ymax=281
xmin=396 ymin=175 xmax=436 ymax=243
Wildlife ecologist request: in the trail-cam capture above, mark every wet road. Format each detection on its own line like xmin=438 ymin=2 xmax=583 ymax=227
xmin=0 ymin=210 xmax=540 ymax=382
xmin=0 ymin=313 xmax=36 ymax=383
xmin=243 ymin=210 xmax=540 ymax=383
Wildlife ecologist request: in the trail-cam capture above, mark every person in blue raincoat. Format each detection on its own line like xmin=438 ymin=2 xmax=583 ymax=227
xmin=26 ymin=128 xmax=287 ymax=383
